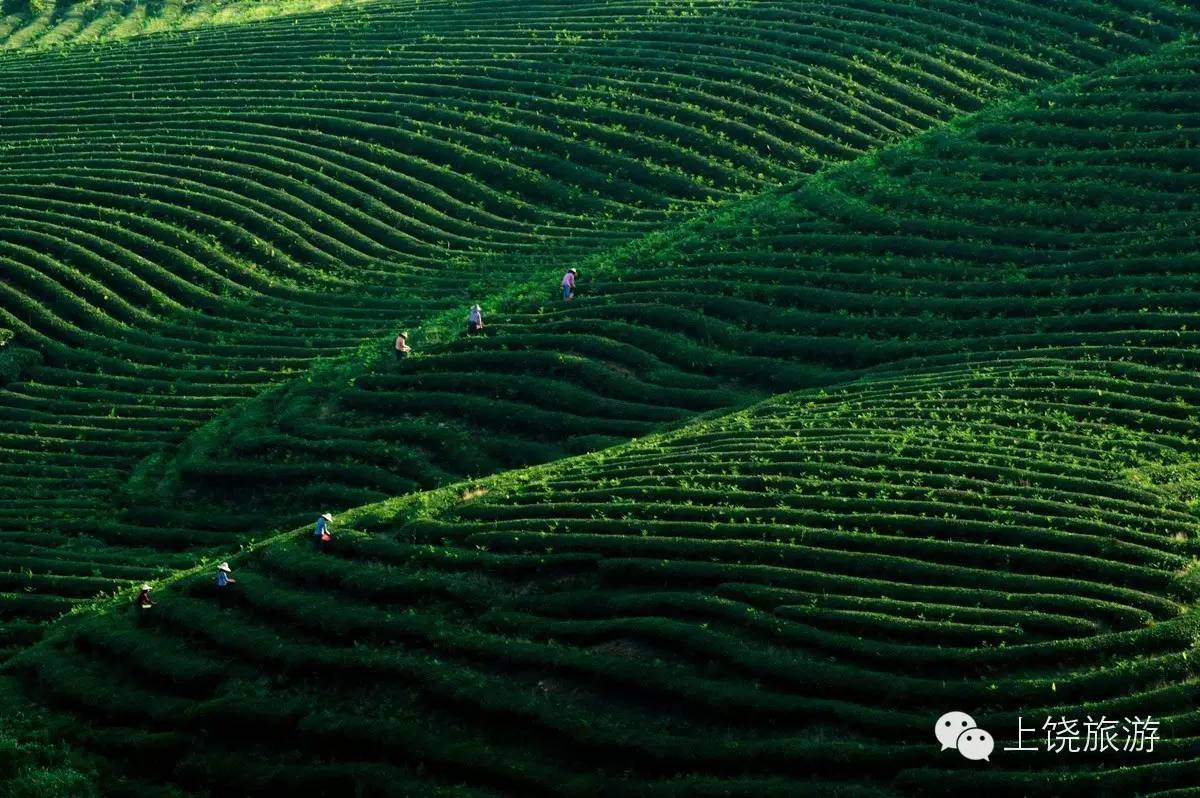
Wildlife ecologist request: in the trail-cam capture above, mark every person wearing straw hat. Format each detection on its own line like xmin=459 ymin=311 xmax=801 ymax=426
xmin=561 ymin=268 xmax=577 ymax=300
xmin=215 ymin=562 xmax=237 ymax=608
xmin=394 ymin=330 xmax=411 ymax=360
xmin=314 ymin=511 xmax=333 ymax=553
xmin=135 ymin=583 xmax=154 ymax=625
xmin=467 ymin=304 xmax=484 ymax=335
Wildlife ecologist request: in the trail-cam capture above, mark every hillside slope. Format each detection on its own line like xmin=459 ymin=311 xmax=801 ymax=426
xmin=3 ymin=4 xmax=1200 ymax=796
xmin=0 ymin=0 xmax=363 ymax=51
xmin=3 ymin=0 xmax=1190 ymax=635
xmin=9 ymin=356 xmax=1200 ymax=796
xmin=156 ymin=37 xmax=1200 ymax=528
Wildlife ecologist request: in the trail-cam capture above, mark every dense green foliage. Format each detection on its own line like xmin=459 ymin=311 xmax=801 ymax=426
xmin=1 ymin=0 xmax=1200 ymax=795
xmin=0 ymin=342 xmax=39 ymax=387
xmin=11 ymin=359 xmax=1200 ymax=795
xmin=3 ymin=0 xmax=1188 ymax=629
xmin=159 ymin=38 xmax=1200 ymax=522
xmin=0 ymin=676 xmax=102 ymax=798
xmin=0 ymin=0 xmax=358 ymax=49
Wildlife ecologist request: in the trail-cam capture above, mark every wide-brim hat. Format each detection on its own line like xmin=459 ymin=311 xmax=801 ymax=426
xmin=141 ymin=584 xmax=152 ymax=591
xmin=217 ymin=563 xmax=231 ymax=572
xmin=321 ymin=512 xmax=333 ymax=521
xmin=398 ymin=332 xmax=409 ymax=339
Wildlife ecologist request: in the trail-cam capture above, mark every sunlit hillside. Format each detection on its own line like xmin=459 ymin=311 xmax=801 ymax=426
xmin=1 ymin=2 xmax=1199 ymax=796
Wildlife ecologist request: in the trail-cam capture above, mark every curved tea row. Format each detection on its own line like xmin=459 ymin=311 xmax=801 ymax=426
xmin=164 ymin=39 xmax=1200 ymax=527
xmin=4 ymin=0 xmax=1189 ymax=630
xmin=0 ymin=0 xmax=356 ymax=51
xmin=10 ymin=358 xmax=1199 ymax=796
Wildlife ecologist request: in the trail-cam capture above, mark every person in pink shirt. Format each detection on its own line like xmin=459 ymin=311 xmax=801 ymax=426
xmin=561 ymin=268 xmax=576 ymax=300
xmin=394 ymin=331 xmax=411 ymax=360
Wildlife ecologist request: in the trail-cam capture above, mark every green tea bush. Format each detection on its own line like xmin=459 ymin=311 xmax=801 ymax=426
xmin=0 ymin=678 xmax=100 ymax=798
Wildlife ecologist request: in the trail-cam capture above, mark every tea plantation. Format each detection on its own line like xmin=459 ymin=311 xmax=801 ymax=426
xmin=5 ymin=0 xmax=1189 ymax=632
xmin=13 ymin=358 xmax=1200 ymax=796
xmin=1 ymin=0 xmax=1200 ymax=796
xmin=0 ymin=0 xmax=360 ymax=50
xmin=155 ymin=36 xmax=1200 ymax=525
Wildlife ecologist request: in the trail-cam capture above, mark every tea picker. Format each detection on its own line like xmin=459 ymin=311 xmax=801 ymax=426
xmin=314 ymin=511 xmax=333 ymax=553
xmin=215 ymin=562 xmax=237 ymax=608
xmin=394 ymin=330 xmax=411 ymax=359
xmin=133 ymin=583 xmax=153 ymax=624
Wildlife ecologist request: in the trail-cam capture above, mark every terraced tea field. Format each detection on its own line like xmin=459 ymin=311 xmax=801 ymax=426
xmin=4 ymin=0 xmax=1190 ymax=631
xmin=2 ymin=0 xmax=1200 ymax=795
xmin=13 ymin=359 xmax=1200 ymax=796
xmin=163 ymin=38 xmax=1200 ymax=523
xmin=0 ymin=0 xmax=363 ymax=51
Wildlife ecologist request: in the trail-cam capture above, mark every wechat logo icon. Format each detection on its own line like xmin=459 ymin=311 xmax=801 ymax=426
xmin=936 ymin=711 xmax=994 ymax=761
